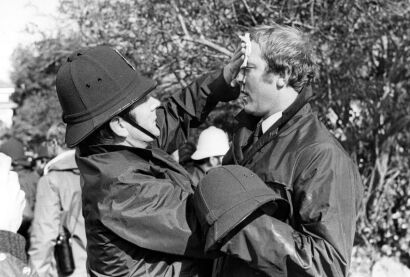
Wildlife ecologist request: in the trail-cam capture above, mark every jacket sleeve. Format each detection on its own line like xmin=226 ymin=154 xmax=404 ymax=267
xmin=99 ymin=165 xmax=205 ymax=258
xmin=156 ymin=70 xmax=238 ymax=153
xmin=219 ymin=143 xmax=363 ymax=277
xmin=29 ymin=175 xmax=59 ymax=277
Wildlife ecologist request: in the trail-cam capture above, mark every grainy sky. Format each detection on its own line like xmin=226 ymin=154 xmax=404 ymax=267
xmin=0 ymin=0 xmax=58 ymax=84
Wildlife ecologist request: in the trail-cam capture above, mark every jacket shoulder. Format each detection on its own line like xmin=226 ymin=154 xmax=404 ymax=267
xmin=288 ymin=113 xmax=348 ymax=154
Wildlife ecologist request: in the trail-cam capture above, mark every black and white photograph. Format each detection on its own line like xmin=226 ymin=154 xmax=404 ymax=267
xmin=0 ymin=1 xmax=409 ymax=276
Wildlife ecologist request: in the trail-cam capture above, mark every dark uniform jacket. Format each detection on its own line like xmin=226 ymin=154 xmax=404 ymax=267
xmin=76 ymin=71 xmax=236 ymax=277
xmin=186 ymin=164 xmax=206 ymax=187
xmin=219 ymin=86 xmax=364 ymax=276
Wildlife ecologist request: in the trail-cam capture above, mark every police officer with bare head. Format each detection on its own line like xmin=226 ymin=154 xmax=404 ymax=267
xmin=55 ymin=45 xmax=244 ymax=276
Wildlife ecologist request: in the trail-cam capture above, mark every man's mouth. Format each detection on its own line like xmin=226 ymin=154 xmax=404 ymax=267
xmin=240 ymin=92 xmax=250 ymax=105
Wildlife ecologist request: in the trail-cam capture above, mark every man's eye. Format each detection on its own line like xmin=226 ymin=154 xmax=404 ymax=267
xmin=139 ymin=95 xmax=149 ymax=103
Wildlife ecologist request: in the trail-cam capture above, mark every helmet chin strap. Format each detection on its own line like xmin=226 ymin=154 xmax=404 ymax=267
xmin=121 ymin=114 xmax=158 ymax=141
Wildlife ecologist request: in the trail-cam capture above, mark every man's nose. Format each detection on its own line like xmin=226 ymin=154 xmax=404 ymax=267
xmin=235 ymin=69 xmax=246 ymax=91
xmin=235 ymin=69 xmax=245 ymax=83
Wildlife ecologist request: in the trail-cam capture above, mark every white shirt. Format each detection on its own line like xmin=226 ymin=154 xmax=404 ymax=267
xmin=261 ymin=111 xmax=283 ymax=134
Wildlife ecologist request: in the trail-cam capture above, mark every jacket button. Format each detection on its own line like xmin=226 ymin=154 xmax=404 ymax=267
xmin=0 ymin=252 xmax=6 ymax=261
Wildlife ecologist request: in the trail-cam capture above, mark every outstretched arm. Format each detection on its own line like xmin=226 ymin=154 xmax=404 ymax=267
xmin=156 ymin=45 xmax=244 ymax=153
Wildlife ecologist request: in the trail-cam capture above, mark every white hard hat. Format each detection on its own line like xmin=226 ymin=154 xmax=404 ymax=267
xmin=191 ymin=127 xmax=230 ymax=160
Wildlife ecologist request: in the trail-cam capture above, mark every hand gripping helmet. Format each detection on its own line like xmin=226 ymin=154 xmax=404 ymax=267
xmin=193 ymin=165 xmax=290 ymax=252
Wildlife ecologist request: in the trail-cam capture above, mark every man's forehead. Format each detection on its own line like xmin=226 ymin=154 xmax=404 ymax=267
xmin=248 ymin=41 xmax=263 ymax=62
xmin=250 ymin=41 xmax=261 ymax=54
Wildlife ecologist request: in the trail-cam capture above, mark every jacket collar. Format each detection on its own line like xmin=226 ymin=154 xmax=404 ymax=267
xmin=78 ymin=143 xmax=193 ymax=190
xmin=44 ymin=150 xmax=78 ymax=174
xmin=229 ymin=86 xmax=315 ymax=165
xmin=79 ymin=143 xmax=154 ymax=160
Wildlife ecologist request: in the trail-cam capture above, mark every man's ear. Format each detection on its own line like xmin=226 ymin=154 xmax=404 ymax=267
xmin=278 ymin=68 xmax=291 ymax=88
xmin=277 ymin=78 xmax=285 ymax=88
xmin=278 ymin=67 xmax=291 ymax=89
xmin=209 ymin=156 xmax=219 ymax=167
xmin=109 ymin=116 xmax=128 ymax=138
xmin=50 ymin=138 xmax=58 ymax=147
xmin=47 ymin=138 xmax=58 ymax=156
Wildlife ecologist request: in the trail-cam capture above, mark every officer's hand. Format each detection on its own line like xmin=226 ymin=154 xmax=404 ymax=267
xmin=223 ymin=43 xmax=246 ymax=87
xmin=178 ymin=141 xmax=196 ymax=165
xmin=0 ymin=153 xmax=26 ymax=233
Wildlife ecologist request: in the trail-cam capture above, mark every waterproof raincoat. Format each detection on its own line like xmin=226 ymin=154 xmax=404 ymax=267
xmin=219 ymin=86 xmax=364 ymax=276
xmin=186 ymin=164 xmax=206 ymax=187
xmin=29 ymin=150 xmax=87 ymax=277
xmin=76 ymin=71 xmax=237 ymax=277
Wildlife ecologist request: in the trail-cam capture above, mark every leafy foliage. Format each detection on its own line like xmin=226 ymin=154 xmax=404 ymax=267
xmin=10 ymin=0 xmax=410 ymax=269
xmin=10 ymin=35 xmax=83 ymax=144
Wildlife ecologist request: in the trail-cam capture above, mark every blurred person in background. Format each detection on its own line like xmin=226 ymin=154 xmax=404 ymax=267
xmin=30 ymin=144 xmax=51 ymax=177
xmin=29 ymin=123 xmax=87 ymax=277
xmin=0 ymin=152 xmax=38 ymax=277
xmin=186 ymin=126 xmax=230 ymax=186
xmin=0 ymin=136 xmax=40 ymax=251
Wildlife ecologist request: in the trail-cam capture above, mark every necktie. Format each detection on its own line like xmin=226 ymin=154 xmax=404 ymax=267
xmin=252 ymin=121 xmax=263 ymax=144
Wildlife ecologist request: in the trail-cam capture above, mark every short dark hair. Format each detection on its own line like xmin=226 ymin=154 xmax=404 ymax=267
xmin=250 ymin=24 xmax=318 ymax=92
xmin=77 ymin=106 xmax=135 ymax=148
xmin=78 ymin=121 xmax=119 ymax=148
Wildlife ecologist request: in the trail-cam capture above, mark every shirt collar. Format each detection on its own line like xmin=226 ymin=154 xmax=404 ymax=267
xmin=261 ymin=111 xmax=283 ymax=133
